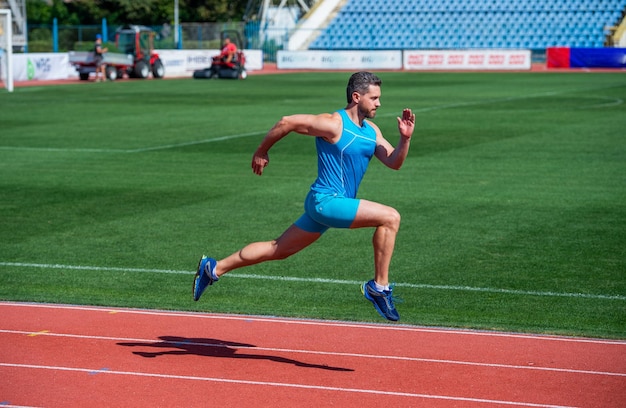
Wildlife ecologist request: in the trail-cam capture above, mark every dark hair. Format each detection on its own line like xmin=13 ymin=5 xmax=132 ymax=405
xmin=346 ymin=71 xmax=382 ymax=103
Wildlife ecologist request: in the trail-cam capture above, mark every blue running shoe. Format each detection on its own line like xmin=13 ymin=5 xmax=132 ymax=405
xmin=193 ymin=256 xmax=218 ymax=301
xmin=361 ymin=280 xmax=400 ymax=321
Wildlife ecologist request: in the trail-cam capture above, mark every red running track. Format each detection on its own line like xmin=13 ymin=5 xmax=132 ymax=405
xmin=0 ymin=302 xmax=624 ymax=407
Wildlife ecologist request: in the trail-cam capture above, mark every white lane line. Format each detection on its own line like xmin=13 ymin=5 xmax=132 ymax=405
xmin=1 ymin=329 xmax=623 ymax=377
xmin=2 ymin=302 xmax=625 ymax=346
xmin=1 ymin=261 xmax=624 ymax=301
xmin=0 ymin=131 xmax=263 ymax=154
xmin=0 ymin=146 xmax=125 ymax=153
xmin=0 ymin=362 xmax=578 ymax=407
xmin=126 ymin=131 xmax=265 ymax=152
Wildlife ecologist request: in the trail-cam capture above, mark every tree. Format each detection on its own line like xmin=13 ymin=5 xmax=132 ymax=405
xmin=27 ymin=0 xmax=249 ymax=26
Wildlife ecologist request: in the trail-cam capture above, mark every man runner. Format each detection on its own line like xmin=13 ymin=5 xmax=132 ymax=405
xmin=193 ymin=71 xmax=415 ymax=321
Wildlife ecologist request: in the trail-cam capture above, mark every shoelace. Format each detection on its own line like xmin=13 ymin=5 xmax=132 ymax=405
xmin=384 ymin=284 xmax=404 ymax=306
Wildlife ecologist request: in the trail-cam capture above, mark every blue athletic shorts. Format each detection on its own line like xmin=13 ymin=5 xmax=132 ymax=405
xmin=294 ymin=191 xmax=360 ymax=234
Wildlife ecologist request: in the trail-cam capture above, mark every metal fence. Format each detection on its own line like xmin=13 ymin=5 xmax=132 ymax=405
xmin=24 ymin=20 xmax=288 ymax=62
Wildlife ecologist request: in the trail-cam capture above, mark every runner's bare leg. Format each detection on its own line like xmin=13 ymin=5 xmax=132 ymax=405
xmin=214 ymin=224 xmax=321 ymax=277
xmin=349 ymin=199 xmax=401 ymax=286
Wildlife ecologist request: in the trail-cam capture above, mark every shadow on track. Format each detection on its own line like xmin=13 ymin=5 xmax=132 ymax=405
xmin=118 ymin=335 xmax=354 ymax=372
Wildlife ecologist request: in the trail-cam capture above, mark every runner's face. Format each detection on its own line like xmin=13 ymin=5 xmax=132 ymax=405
xmin=358 ymin=85 xmax=381 ymax=118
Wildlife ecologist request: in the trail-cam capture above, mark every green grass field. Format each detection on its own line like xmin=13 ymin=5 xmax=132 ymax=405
xmin=1 ymin=72 xmax=625 ymax=338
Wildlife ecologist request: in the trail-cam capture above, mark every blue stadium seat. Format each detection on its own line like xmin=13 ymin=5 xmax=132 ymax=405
xmin=308 ymin=0 xmax=625 ymax=51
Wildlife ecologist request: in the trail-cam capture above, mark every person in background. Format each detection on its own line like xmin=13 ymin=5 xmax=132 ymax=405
xmin=215 ymin=37 xmax=237 ymax=67
xmin=94 ymin=34 xmax=108 ymax=82
xmin=207 ymin=37 xmax=239 ymax=78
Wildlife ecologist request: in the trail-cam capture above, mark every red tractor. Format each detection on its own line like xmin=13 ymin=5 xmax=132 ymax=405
xmin=115 ymin=25 xmax=165 ymax=79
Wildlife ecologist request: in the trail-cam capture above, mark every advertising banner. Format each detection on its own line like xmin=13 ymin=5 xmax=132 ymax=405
xmin=10 ymin=50 xmax=264 ymax=82
xmin=13 ymin=53 xmax=74 ymax=81
xmin=277 ymin=50 xmax=403 ymax=70
xmin=156 ymin=49 xmax=263 ymax=77
xmin=403 ymin=50 xmax=531 ymax=70
xmin=570 ymin=48 xmax=626 ymax=68
xmin=547 ymin=47 xmax=626 ymax=69
xmin=546 ymin=47 xmax=570 ymax=68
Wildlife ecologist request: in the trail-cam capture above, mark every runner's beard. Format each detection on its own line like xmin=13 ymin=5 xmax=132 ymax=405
xmin=359 ymin=106 xmax=377 ymax=118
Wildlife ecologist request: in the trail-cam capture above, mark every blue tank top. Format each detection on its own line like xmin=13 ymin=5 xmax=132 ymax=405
xmin=310 ymin=109 xmax=377 ymax=198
